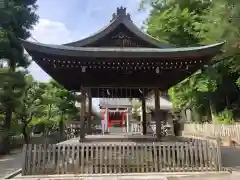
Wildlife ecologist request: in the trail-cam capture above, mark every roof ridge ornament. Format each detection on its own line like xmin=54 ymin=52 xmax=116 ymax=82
xmin=111 ymin=6 xmax=132 ymax=22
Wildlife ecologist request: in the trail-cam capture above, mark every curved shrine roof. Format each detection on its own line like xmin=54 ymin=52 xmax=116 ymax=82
xmin=22 ymin=39 xmax=224 ymax=59
xmin=64 ymin=7 xmax=170 ymax=48
xmin=21 ymin=7 xmax=225 ymax=96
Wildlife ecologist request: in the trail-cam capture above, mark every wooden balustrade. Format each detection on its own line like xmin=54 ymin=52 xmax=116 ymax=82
xmin=22 ymin=140 xmax=222 ymax=175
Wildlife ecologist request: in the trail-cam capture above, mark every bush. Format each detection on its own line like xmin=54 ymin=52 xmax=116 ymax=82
xmin=216 ymin=109 xmax=234 ymax=124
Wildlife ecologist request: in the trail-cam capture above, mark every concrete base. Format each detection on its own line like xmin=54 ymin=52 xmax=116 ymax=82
xmin=4 ymin=169 xmax=22 ymax=179
xmin=58 ymin=134 xmax=187 ymax=145
xmin=9 ymin=171 xmax=230 ymax=180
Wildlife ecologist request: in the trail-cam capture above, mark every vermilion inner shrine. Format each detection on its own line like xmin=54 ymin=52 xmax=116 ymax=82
xmin=22 ymin=7 xmax=224 ymax=141
xmin=100 ymin=99 xmax=132 ymax=133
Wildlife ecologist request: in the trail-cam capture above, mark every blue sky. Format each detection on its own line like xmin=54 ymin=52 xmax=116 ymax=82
xmin=29 ymin=0 xmax=149 ymax=82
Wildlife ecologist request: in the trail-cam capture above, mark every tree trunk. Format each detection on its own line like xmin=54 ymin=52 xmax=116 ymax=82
xmin=191 ymin=108 xmax=201 ymax=123
xmin=59 ymin=115 xmax=64 ymax=141
xmin=226 ymin=95 xmax=230 ymax=109
xmin=209 ymin=100 xmax=217 ymax=124
xmin=2 ymin=108 xmax=13 ymax=153
xmin=206 ymin=105 xmax=212 ymax=123
xmin=43 ymin=127 xmax=48 ymax=146
xmin=22 ymin=123 xmax=30 ymax=144
xmin=4 ymin=108 xmax=12 ymax=130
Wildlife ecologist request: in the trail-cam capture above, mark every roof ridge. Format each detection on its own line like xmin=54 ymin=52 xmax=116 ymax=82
xmin=110 ymin=6 xmax=132 ymax=22
xmin=62 ymin=8 xmax=171 ymax=48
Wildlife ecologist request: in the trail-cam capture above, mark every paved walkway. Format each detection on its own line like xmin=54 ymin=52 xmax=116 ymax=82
xmin=168 ymin=171 xmax=240 ymax=180
xmin=221 ymin=146 xmax=240 ymax=170
xmin=0 ymin=148 xmax=23 ymax=179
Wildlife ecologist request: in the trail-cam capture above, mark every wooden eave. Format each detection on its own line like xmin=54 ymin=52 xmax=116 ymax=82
xmin=21 ymin=40 xmax=224 ymax=96
xmin=22 ymin=40 xmax=224 ymax=59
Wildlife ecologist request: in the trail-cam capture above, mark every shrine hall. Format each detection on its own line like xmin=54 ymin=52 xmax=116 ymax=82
xmin=21 ymin=7 xmax=224 ymax=141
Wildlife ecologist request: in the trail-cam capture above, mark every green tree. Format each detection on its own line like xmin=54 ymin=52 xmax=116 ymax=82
xmin=140 ymin=0 xmax=239 ymax=123
xmin=0 ymin=0 xmax=38 ymax=150
xmin=146 ymin=5 xmax=201 ymax=46
xmin=0 ymin=68 xmax=26 ymax=130
xmin=196 ymin=0 xmax=240 ymax=122
xmin=15 ymin=76 xmax=45 ymax=143
xmin=51 ymin=81 xmax=78 ymax=140
xmin=141 ymin=0 xmax=213 ymax=120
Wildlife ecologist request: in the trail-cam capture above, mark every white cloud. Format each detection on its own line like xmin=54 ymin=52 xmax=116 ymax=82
xmin=31 ymin=18 xmax=73 ymax=44
xmin=28 ymin=18 xmax=74 ymax=82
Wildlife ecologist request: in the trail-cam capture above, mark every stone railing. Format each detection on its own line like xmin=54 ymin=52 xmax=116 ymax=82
xmin=129 ymin=122 xmax=142 ymax=133
xmin=22 ymin=140 xmax=222 ymax=175
xmin=183 ymin=123 xmax=240 ymax=144
xmin=65 ymin=121 xmax=172 ymax=137
xmin=65 ymin=121 xmax=102 ymax=139
xmin=129 ymin=121 xmax=173 ymax=136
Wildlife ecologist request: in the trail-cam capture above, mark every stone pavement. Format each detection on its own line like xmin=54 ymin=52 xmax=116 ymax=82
xmin=168 ymin=171 xmax=240 ymax=180
xmin=221 ymin=146 xmax=240 ymax=169
xmin=7 ymin=172 xmax=239 ymax=180
xmin=0 ymin=148 xmax=23 ymax=179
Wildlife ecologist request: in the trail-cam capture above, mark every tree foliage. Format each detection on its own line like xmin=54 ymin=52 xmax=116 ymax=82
xmin=0 ymin=0 xmax=38 ymax=151
xmin=0 ymin=0 xmax=81 ymax=149
xmin=141 ymin=0 xmax=240 ymax=123
xmin=12 ymin=77 xmax=79 ymax=144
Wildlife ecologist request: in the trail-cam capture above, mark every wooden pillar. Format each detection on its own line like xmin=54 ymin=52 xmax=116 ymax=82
xmin=79 ymin=88 xmax=86 ymax=142
xmin=154 ymin=89 xmax=161 ymax=141
xmin=104 ymin=108 xmax=109 ymax=133
xmin=142 ymin=98 xmax=147 ymax=135
xmin=87 ymin=89 xmax=92 ymax=134
xmin=126 ymin=108 xmax=129 ymax=133
xmin=102 ymin=108 xmax=107 ymax=134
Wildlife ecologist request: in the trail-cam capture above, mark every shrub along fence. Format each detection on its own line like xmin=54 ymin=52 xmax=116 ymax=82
xmin=22 ymin=140 xmax=222 ymax=175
